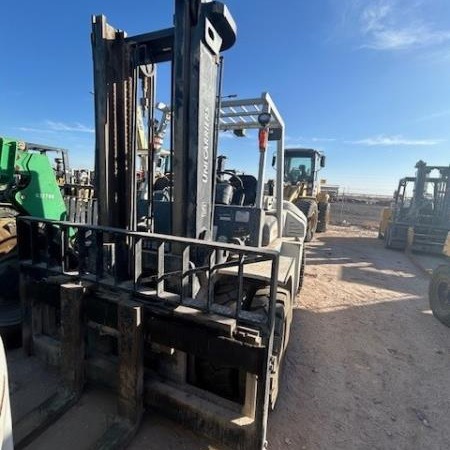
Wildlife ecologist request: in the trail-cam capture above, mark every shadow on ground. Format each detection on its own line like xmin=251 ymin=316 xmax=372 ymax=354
xmin=306 ymin=233 xmax=427 ymax=298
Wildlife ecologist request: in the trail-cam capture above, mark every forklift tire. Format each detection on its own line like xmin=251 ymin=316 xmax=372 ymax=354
xmin=429 ymin=264 xmax=450 ymax=327
xmin=252 ymin=286 xmax=291 ymax=410
xmin=269 ymin=290 xmax=290 ymax=410
xmin=295 ymin=199 xmax=318 ymax=242
xmin=195 ymin=285 xmax=290 ymax=410
xmin=384 ymin=225 xmax=393 ymax=249
xmin=193 ymin=277 xmax=260 ymax=402
xmin=316 ymin=202 xmax=330 ymax=233
xmin=298 ymin=247 xmax=305 ymax=293
xmin=384 ymin=224 xmax=406 ymax=250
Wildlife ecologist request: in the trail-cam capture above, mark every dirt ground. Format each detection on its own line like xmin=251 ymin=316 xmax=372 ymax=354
xmin=132 ymin=225 xmax=450 ymax=450
xmin=13 ymin=224 xmax=450 ymax=450
xmin=267 ymin=226 xmax=450 ymax=450
xmin=330 ymin=202 xmax=385 ymax=230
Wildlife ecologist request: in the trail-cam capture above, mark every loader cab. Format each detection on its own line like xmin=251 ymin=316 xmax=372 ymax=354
xmin=284 ymin=148 xmax=325 ymax=195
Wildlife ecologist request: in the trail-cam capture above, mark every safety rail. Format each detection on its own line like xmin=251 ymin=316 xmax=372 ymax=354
xmin=17 ymin=216 xmax=279 ymax=331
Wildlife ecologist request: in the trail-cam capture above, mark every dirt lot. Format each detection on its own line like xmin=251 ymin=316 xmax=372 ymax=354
xmin=14 ymin=224 xmax=450 ymax=450
xmin=330 ymin=202 xmax=385 ymax=230
xmin=131 ymin=225 xmax=450 ymax=450
xmin=267 ymin=226 xmax=450 ymax=450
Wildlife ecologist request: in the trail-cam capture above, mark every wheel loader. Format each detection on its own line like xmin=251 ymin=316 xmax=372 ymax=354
xmin=283 ymin=148 xmax=329 ymax=241
xmin=9 ymin=2 xmax=306 ymax=450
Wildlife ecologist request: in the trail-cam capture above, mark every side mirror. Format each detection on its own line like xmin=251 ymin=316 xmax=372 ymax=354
xmin=271 ymin=153 xmax=276 ymax=168
xmin=320 ymin=155 xmax=326 ymax=168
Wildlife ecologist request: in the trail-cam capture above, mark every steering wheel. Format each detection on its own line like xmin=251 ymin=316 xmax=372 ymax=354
xmin=216 ymin=171 xmax=245 ymax=205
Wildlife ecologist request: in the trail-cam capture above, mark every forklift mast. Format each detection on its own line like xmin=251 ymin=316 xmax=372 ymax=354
xmin=411 ymin=160 xmax=428 ymax=210
xmin=92 ymin=0 xmax=236 ymax=238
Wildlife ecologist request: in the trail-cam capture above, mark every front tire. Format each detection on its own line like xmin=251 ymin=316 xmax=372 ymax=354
xmin=295 ymin=199 xmax=318 ymax=242
xmin=316 ymin=202 xmax=330 ymax=233
xmin=429 ymin=265 xmax=450 ymax=327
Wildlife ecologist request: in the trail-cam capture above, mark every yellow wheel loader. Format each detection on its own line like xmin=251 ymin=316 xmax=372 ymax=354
xmin=283 ymin=148 xmax=329 ymax=241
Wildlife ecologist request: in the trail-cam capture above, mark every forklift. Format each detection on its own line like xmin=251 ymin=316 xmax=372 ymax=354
xmin=11 ymin=1 xmax=306 ymax=449
xmin=384 ymin=160 xmax=450 ymax=255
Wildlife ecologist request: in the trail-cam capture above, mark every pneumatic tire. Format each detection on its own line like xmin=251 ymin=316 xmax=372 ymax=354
xmin=316 ymin=202 xmax=330 ymax=233
xmin=295 ymin=199 xmax=318 ymax=242
xmin=429 ymin=264 xmax=450 ymax=327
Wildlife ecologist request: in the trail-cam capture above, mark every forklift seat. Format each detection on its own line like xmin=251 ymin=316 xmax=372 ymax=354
xmin=237 ymin=175 xmax=257 ymax=206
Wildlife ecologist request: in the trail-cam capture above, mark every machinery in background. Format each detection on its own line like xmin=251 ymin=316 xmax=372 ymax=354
xmin=68 ymin=168 xmax=94 ymax=186
xmin=320 ymin=183 xmax=339 ymax=202
xmin=283 ymin=148 xmax=329 ymax=241
xmin=0 ymin=137 xmax=97 ymax=340
xmin=11 ymin=3 xmax=305 ymax=450
xmin=384 ymin=160 xmax=450 ymax=255
xmin=0 ymin=137 xmax=68 ymax=337
xmin=381 ymin=161 xmax=450 ymax=327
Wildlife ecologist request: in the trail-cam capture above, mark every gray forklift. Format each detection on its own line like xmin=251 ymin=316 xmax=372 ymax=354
xmin=12 ymin=2 xmax=306 ymax=450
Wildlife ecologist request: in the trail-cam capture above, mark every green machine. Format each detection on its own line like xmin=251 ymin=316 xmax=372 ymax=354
xmin=0 ymin=137 xmax=67 ymax=219
xmin=0 ymin=137 xmax=68 ymax=340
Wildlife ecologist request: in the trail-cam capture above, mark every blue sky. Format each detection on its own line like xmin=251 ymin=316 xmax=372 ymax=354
xmin=1 ymin=0 xmax=450 ymax=194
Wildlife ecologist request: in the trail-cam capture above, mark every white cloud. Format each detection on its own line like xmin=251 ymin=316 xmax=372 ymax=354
xmin=359 ymin=1 xmax=450 ymax=51
xmin=346 ymin=134 xmax=442 ymax=146
xmin=16 ymin=126 xmax=54 ymax=134
xmin=45 ymin=121 xmax=94 ymax=133
xmin=310 ymin=137 xmax=337 ymax=143
xmin=286 ymin=136 xmax=336 ymax=144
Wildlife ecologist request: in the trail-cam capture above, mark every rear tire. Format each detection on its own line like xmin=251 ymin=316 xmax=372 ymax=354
xmin=429 ymin=265 xmax=450 ymax=327
xmin=295 ymin=199 xmax=318 ymax=242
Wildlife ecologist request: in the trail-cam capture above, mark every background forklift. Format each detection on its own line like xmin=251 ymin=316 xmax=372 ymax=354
xmin=11 ymin=2 xmax=305 ymax=450
xmin=383 ymin=160 xmax=450 ymax=255
xmin=379 ymin=161 xmax=450 ymax=328
xmin=283 ymin=148 xmax=329 ymax=241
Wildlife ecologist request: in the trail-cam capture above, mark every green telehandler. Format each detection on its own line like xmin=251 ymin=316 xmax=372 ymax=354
xmin=0 ymin=137 xmax=68 ymax=339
